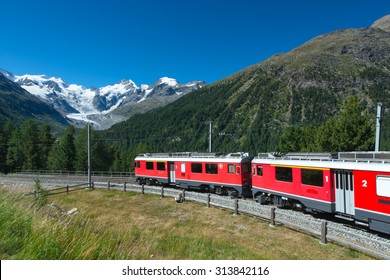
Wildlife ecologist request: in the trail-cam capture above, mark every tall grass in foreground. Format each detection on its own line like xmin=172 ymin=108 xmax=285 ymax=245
xmin=0 ymin=190 xmax=32 ymax=258
xmin=0 ymin=189 xmax=131 ymax=259
xmin=0 ymin=189 xmax=256 ymax=260
xmin=0 ymin=187 xmax=375 ymax=260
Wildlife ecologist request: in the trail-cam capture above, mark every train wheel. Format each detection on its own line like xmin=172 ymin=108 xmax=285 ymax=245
xmin=272 ymin=195 xmax=287 ymax=208
xmin=255 ymin=193 xmax=267 ymax=204
xmin=215 ymin=186 xmax=227 ymax=195
xmin=228 ymin=190 xmax=239 ymax=198
xmin=136 ymin=178 xmax=145 ymax=185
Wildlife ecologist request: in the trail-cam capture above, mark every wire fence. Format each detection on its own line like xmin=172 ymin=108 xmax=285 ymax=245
xmin=25 ymin=183 xmax=91 ymax=197
xmin=12 ymin=170 xmax=134 ymax=177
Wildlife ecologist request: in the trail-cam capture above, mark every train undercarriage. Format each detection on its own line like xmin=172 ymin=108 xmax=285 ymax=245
xmin=136 ymin=176 xmax=248 ymax=198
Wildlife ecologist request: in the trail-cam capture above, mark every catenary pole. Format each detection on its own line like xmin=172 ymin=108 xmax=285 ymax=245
xmin=209 ymin=120 xmax=212 ymax=152
xmin=375 ymin=102 xmax=382 ymax=152
xmin=88 ymin=123 xmax=92 ymax=188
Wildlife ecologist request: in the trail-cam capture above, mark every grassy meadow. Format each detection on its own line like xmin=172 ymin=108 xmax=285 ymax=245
xmin=0 ymin=185 xmax=376 ymax=260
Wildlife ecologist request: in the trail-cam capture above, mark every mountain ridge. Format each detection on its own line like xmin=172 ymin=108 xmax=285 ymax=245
xmin=0 ymin=73 xmax=69 ymax=127
xmin=0 ymin=68 xmax=205 ymax=129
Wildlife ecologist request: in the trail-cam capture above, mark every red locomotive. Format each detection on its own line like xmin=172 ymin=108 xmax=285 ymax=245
xmin=134 ymin=152 xmax=252 ymax=197
xmin=252 ymin=152 xmax=390 ymax=234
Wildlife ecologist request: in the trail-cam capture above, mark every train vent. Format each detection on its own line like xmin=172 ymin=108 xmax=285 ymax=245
xmin=285 ymin=153 xmax=336 ymax=160
xmin=338 ymin=152 xmax=390 ymax=162
xmin=190 ymin=152 xmax=224 ymax=158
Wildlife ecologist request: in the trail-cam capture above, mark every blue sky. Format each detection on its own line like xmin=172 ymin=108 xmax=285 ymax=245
xmin=0 ymin=0 xmax=389 ymax=87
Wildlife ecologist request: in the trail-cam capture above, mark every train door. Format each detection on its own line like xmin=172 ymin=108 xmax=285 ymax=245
xmin=334 ymin=170 xmax=355 ymax=215
xmin=169 ymin=162 xmax=176 ymax=183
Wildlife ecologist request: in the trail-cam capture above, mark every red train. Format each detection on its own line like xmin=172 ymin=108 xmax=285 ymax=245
xmin=134 ymin=152 xmax=252 ymax=197
xmin=252 ymin=152 xmax=390 ymax=234
xmin=135 ymin=151 xmax=390 ymax=234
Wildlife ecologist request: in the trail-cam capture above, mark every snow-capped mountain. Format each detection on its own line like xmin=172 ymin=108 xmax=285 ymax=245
xmin=0 ymin=68 xmax=205 ymax=128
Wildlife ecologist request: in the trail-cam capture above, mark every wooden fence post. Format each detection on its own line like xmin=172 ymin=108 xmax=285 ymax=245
xmin=234 ymin=199 xmax=239 ymax=215
xmin=182 ymin=190 xmax=185 ymax=202
xmin=141 ymin=184 xmax=144 ymax=194
xmin=320 ymin=220 xmax=328 ymax=244
xmin=123 ymin=182 xmax=127 ymax=191
xmin=108 ymin=182 xmax=111 ymax=190
xmin=207 ymin=193 xmax=211 ymax=207
xmin=66 ymin=185 xmax=69 ymax=194
xmin=270 ymin=207 xmax=276 ymax=227
xmin=161 ymin=186 xmax=164 ymax=198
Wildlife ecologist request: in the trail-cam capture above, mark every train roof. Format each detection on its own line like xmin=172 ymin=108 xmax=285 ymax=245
xmin=253 ymin=152 xmax=390 ymax=172
xmin=135 ymin=152 xmax=252 ymax=163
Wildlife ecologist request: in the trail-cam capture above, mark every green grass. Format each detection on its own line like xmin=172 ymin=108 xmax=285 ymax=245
xmin=0 ymin=186 xmax=377 ymax=260
xmin=0 ymin=191 xmax=32 ymax=258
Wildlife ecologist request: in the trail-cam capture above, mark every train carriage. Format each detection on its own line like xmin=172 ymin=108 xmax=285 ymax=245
xmin=251 ymin=152 xmax=390 ymax=234
xmin=134 ymin=152 xmax=252 ymax=197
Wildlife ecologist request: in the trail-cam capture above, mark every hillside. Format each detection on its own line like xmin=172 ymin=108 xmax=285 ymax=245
xmin=107 ymin=15 xmax=390 ymax=154
xmin=0 ymin=73 xmax=68 ymax=128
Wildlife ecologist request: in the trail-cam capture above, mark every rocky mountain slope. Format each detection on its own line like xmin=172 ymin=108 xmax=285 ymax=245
xmin=0 ymin=73 xmax=68 ymax=127
xmin=107 ymin=14 xmax=390 ymax=154
xmin=0 ymin=69 xmax=205 ymax=129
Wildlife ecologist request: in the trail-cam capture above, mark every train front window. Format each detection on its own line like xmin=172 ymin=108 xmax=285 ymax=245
xmin=301 ymin=169 xmax=323 ymax=187
xmin=275 ymin=167 xmax=292 ymax=182
xmin=228 ymin=164 xmax=235 ymax=174
xmin=257 ymin=166 xmax=263 ymax=176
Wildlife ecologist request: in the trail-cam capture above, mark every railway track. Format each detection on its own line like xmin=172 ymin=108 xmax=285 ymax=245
xmin=0 ymin=173 xmax=135 ymax=187
xmin=1 ymin=173 xmax=390 ymax=259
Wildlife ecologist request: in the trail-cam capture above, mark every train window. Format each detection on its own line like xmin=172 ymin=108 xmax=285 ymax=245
xmin=228 ymin=164 xmax=235 ymax=174
xmin=257 ymin=166 xmax=263 ymax=176
xmin=206 ymin=164 xmax=218 ymax=174
xmin=301 ymin=169 xmax=323 ymax=187
xmin=349 ymin=172 xmax=354 ymax=191
xmin=377 ymin=176 xmax=390 ymax=198
xmin=146 ymin=162 xmax=154 ymax=170
xmin=157 ymin=162 xmax=165 ymax=171
xmin=134 ymin=161 xmax=140 ymax=168
xmin=275 ymin=167 xmax=293 ymax=182
xmin=191 ymin=163 xmax=203 ymax=173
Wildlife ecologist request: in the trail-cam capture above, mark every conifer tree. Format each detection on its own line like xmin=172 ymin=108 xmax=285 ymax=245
xmin=6 ymin=129 xmax=24 ymax=172
xmin=20 ymin=120 xmax=40 ymax=170
xmin=276 ymin=126 xmax=305 ymax=152
xmin=277 ymin=96 xmax=375 ymax=152
xmin=0 ymin=121 xmax=15 ymax=173
xmin=75 ymin=127 xmax=88 ymax=171
xmin=330 ymin=96 xmax=375 ymax=151
xmin=74 ymin=126 xmax=114 ymax=172
xmin=0 ymin=118 xmax=6 ymax=173
xmin=39 ymin=124 xmax=55 ymax=170
xmin=48 ymin=126 xmax=76 ymax=171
